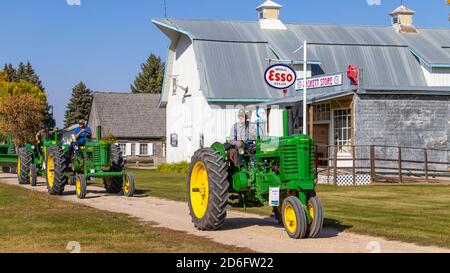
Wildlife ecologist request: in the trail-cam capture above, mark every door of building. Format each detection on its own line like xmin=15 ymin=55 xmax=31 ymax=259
xmin=313 ymin=124 xmax=329 ymax=166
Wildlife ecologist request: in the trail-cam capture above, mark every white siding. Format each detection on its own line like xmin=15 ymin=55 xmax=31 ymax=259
xmin=268 ymin=108 xmax=284 ymax=137
xmin=166 ymin=35 xmax=202 ymax=163
xmin=421 ymin=62 xmax=450 ymax=86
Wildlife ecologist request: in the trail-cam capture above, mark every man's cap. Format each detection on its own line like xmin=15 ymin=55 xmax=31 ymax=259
xmin=238 ymin=109 xmax=246 ymax=118
xmin=78 ymin=119 xmax=85 ymax=124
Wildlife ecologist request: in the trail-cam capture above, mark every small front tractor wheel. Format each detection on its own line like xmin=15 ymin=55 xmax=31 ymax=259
xmin=18 ymin=148 xmax=32 ymax=185
xmin=46 ymin=146 xmax=67 ymax=195
xmin=30 ymin=164 xmax=37 ymax=187
xmin=282 ymin=196 xmax=308 ymax=239
xmin=307 ymin=196 xmax=324 ymax=238
xmin=75 ymin=174 xmax=87 ymax=199
xmin=187 ymin=148 xmax=229 ymax=231
xmin=123 ymin=174 xmax=135 ymax=197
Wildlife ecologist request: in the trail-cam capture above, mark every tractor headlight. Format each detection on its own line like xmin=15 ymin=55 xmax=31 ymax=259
xmin=31 ymin=145 xmax=35 ymax=149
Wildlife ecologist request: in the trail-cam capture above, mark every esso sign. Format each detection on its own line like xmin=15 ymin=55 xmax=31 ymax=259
xmin=264 ymin=64 xmax=297 ymax=90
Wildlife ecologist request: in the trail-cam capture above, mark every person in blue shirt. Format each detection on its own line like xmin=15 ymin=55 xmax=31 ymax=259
xmin=73 ymin=119 xmax=92 ymax=146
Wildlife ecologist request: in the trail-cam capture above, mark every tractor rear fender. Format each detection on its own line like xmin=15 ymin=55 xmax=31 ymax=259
xmin=210 ymin=142 xmax=227 ymax=161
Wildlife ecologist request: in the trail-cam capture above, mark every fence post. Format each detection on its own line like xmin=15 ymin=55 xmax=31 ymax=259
xmin=424 ymin=149 xmax=429 ymax=183
xmin=398 ymin=146 xmax=403 ymax=183
xmin=327 ymin=145 xmax=331 ymax=185
xmin=370 ymin=145 xmax=375 ymax=182
xmin=333 ymin=146 xmax=338 ymax=185
xmin=352 ymin=145 xmax=356 ymax=185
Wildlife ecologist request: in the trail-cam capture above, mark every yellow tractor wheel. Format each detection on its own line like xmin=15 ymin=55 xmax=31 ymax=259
xmin=75 ymin=174 xmax=87 ymax=199
xmin=187 ymin=148 xmax=229 ymax=231
xmin=282 ymin=196 xmax=308 ymax=239
xmin=123 ymin=174 xmax=135 ymax=197
xmin=46 ymin=147 xmax=67 ymax=195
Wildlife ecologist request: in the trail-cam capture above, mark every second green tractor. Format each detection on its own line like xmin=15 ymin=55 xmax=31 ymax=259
xmin=18 ymin=126 xmax=135 ymax=199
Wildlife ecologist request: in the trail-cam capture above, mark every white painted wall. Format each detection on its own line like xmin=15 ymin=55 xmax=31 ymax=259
xmin=420 ymin=62 xmax=450 ymax=86
xmin=166 ymin=35 xmax=201 ymax=163
xmin=165 ymin=36 xmax=285 ymax=163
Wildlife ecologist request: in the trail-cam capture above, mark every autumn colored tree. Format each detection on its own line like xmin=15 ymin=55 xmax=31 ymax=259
xmin=2 ymin=62 xmax=56 ymax=128
xmin=0 ymin=80 xmax=46 ymax=144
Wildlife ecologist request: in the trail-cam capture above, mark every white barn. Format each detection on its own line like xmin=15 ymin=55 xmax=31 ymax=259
xmin=153 ymin=1 xmax=450 ymax=163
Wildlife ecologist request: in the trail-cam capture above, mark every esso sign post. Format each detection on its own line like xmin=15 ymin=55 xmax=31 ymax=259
xmin=264 ymin=64 xmax=297 ymax=90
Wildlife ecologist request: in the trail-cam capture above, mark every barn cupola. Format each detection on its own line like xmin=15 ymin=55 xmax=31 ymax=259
xmin=257 ymin=0 xmax=287 ymax=30
xmin=389 ymin=5 xmax=418 ymax=33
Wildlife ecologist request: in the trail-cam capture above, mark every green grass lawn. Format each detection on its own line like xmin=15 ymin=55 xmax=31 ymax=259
xmin=0 ymin=183 xmax=250 ymax=253
xmin=105 ymin=169 xmax=450 ymax=249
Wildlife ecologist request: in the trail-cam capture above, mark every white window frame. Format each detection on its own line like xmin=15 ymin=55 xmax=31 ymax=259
xmin=332 ymin=108 xmax=352 ymax=156
xmin=139 ymin=143 xmax=148 ymax=156
xmin=148 ymin=143 xmax=154 ymax=156
xmin=135 ymin=143 xmax=140 ymax=156
xmin=118 ymin=143 xmax=127 ymax=157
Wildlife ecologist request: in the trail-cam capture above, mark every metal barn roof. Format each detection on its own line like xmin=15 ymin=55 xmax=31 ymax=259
xmin=153 ymin=18 xmax=450 ymax=104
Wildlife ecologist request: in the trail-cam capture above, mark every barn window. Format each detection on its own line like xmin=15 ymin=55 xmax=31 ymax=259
xmin=140 ymin=144 xmax=148 ymax=155
xmin=334 ymin=109 xmax=352 ymax=154
xmin=119 ymin=144 xmax=127 ymax=156
xmin=131 ymin=144 xmax=136 ymax=156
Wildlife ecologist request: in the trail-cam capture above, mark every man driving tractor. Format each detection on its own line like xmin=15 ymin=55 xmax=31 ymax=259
xmin=73 ymin=119 xmax=92 ymax=147
xmin=68 ymin=120 xmax=92 ymax=165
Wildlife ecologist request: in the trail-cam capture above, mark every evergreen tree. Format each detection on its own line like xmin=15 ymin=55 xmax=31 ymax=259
xmin=64 ymin=82 xmax=92 ymax=128
xmin=3 ymin=64 xmax=16 ymax=82
xmin=131 ymin=54 xmax=164 ymax=93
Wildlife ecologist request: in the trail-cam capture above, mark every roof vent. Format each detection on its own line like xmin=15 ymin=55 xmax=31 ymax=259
xmin=256 ymin=0 xmax=286 ymax=30
xmin=389 ymin=5 xmax=418 ymax=33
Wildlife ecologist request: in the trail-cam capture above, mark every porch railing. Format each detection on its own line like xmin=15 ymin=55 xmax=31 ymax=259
xmin=315 ymin=144 xmax=450 ymax=184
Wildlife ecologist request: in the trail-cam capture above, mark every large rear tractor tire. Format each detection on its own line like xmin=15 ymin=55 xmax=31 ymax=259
xmin=30 ymin=164 xmax=37 ymax=187
xmin=18 ymin=148 xmax=32 ymax=185
xmin=46 ymin=146 xmax=67 ymax=195
xmin=282 ymin=196 xmax=308 ymax=239
xmin=75 ymin=174 xmax=87 ymax=199
xmin=187 ymin=148 xmax=229 ymax=231
xmin=103 ymin=145 xmax=124 ymax=194
xmin=307 ymin=196 xmax=324 ymax=238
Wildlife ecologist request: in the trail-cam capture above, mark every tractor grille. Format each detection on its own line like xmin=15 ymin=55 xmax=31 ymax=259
xmin=93 ymin=145 xmax=101 ymax=163
xmin=281 ymin=143 xmax=298 ymax=176
xmin=280 ymin=136 xmax=315 ymax=182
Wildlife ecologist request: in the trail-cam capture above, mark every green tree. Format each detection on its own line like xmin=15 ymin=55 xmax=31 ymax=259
xmin=64 ymin=82 xmax=92 ymax=128
xmin=131 ymin=54 xmax=164 ymax=94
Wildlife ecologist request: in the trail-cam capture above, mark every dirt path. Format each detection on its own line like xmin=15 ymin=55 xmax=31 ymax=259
xmin=0 ymin=173 xmax=448 ymax=253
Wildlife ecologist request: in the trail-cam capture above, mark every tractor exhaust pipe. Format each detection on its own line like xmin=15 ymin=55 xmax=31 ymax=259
xmin=96 ymin=126 xmax=102 ymax=140
xmin=283 ymin=109 xmax=289 ymax=137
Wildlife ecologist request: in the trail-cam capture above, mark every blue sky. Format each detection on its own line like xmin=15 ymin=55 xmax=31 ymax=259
xmin=0 ymin=0 xmax=449 ymax=127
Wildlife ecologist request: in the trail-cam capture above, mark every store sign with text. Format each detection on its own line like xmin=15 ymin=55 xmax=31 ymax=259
xmin=295 ymin=73 xmax=343 ymax=90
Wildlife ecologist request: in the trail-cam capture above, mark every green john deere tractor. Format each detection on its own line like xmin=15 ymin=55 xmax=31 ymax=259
xmin=187 ymin=108 xmax=323 ymax=239
xmin=0 ymin=133 xmax=18 ymax=174
xmin=17 ymin=128 xmax=65 ymax=186
xmin=45 ymin=126 xmax=135 ymax=199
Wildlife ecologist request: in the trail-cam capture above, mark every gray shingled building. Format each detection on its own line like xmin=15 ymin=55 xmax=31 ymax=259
xmin=88 ymin=92 xmax=166 ymax=163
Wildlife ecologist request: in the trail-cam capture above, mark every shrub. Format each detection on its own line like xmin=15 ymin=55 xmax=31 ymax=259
xmin=156 ymin=161 xmax=190 ymax=174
